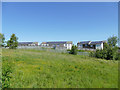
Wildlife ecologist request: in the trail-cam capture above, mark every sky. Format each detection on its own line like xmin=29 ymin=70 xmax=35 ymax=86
xmin=2 ymin=2 xmax=118 ymax=45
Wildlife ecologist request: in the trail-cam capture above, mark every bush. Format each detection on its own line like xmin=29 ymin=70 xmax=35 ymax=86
xmin=2 ymin=58 xmax=14 ymax=88
xmin=89 ymin=51 xmax=95 ymax=57
xmin=118 ymin=53 xmax=120 ymax=60
xmin=69 ymin=45 xmax=78 ymax=55
xmin=89 ymin=43 xmax=119 ymax=60
xmin=78 ymin=50 xmax=92 ymax=53
xmin=95 ymin=49 xmax=106 ymax=59
xmin=78 ymin=50 xmax=85 ymax=52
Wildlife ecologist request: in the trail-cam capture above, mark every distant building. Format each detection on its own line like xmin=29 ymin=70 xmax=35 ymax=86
xmin=41 ymin=41 xmax=73 ymax=50
xmin=18 ymin=42 xmax=39 ymax=46
xmin=77 ymin=41 xmax=107 ymax=51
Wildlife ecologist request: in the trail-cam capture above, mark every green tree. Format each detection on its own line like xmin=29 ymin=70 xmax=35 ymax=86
xmin=7 ymin=34 xmax=18 ymax=49
xmin=0 ymin=33 xmax=5 ymax=47
xmin=69 ymin=45 xmax=78 ymax=55
xmin=107 ymin=35 xmax=118 ymax=47
xmin=90 ymin=42 xmax=119 ymax=60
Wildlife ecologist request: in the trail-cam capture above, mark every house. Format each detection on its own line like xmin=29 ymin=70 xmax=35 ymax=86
xmin=77 ymin=41 xmax=107 ymax=51
xmin=40 ymin=41 xmax=73 ymax=50
xmin=18 ymin=42 xmax=39 ymax=46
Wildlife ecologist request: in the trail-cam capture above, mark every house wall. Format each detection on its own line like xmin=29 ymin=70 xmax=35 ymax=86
xmin=95 ymin=43 xmax=103 ymax=50
xmin=83 ymin=44 xmax=95 ymax=49
xmin=77 ymin=43 xmax=104 ymax=50
xmin=19 ymin=42 xmax=39 ymax=46
xmin=41 ymin=44 xmax=49 ymax=46
xmin=41 ymin=43 xmax=72 ymax=50
xmin=77 ymin=44 xmax=83 ymax=49
xmin=77 ymin=44 xmax=95 ymax=49
xmin=67 ymin=44 xmax=72 ymax=50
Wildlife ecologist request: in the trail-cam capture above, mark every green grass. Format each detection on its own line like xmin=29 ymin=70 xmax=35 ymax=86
xmin=2 ymin=49 xmax=118 ymax=88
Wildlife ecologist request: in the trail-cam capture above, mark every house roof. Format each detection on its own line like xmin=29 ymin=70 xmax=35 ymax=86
xmin=78 ymin=41 xmax=106 ymax=45
xmin=91 ymin=41 xmax=106 ymax=44
xmin=41 ymin=41 xmax=72 ymax=44
xmin=78 ymin=41 xmax=91 ymax=44
xmin=42 ymin=42 xmax=47 ymax=44
xmin=18 ymin=42 xmax=38 ymax=45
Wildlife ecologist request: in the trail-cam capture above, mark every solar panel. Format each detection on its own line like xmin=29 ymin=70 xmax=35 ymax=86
xmin=46 ymin=41 xmax=67 ymax=44
xmin=18 ymin=42 xmax=33 ymax=44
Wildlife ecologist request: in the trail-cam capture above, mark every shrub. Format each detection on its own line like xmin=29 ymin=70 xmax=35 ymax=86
xmin=89 ymin=43 xmax=119 ymax=60
xmin=69 ymin=45 xmax=78 ymax=55
xmin=2 ymin=58 xmax=14 ymax=88
xmin=117 ymin=53 xmax=120 ymax=60
xmin=78 ymin=50 xmax=92 ymax=53
xmin=89 ymin=51 xmax=95 ymax=57
xmin=78 ymin=50 xmax=85 ymax=52
xmin=0 ymin=33 xmax=5 ymax=47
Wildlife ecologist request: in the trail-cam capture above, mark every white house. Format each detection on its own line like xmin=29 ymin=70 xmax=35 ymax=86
xmin=41 ymin=41 xmax=73 ymax=50
xmin=77 ymin=41 xmax=107 ymax=51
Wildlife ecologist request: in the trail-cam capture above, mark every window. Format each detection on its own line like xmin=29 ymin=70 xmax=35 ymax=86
xmin=64 ymin=44 xmax=67 ymax=47
xmin=85 ymin=44 xmax=87 ymax=46
xmin=91 ymin=45 xmax=93 ymax=47
xmin=96 ymin=44 xmax=100 ymax=47
xmin=57 ymin=44 xmax=59 ymax=47
xmin=79 ymin=45 xmax=82 ymax=47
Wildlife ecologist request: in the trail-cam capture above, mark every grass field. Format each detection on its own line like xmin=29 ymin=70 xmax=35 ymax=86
xmin=2 ymin=49 xmax=118 ymax=88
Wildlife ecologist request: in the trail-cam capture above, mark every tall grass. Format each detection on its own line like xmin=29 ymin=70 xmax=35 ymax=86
xmin=2 ymin=49 xmax=118 ymax=88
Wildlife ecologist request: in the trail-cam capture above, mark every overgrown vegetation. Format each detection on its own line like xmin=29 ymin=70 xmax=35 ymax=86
xmin=107 ymin=35 xmax=118 ymax=47
xmin=0 ymin=33 xmax=5 ymax=47
xmin=2 ymin=49 xmax=118 ymax=88
xmin=77 ymin=50 xmax=92 ymax=53
xmin=69 ymin=45 xmax=78 ymax=55
xmin=90 ymin=36 xmax=120 ymax=60
xmin=2 ymin=57 xmax=14 ymax=88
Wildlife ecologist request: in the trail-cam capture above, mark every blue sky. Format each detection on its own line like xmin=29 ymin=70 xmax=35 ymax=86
xmin=2 ymin=2 xmax=118 ymax=45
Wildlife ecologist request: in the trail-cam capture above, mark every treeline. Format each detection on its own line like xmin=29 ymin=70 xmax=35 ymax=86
xmin=0 ymin=33 xmax=18 ymax=49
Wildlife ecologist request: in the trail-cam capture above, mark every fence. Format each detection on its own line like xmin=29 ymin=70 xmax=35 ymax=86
xmin=17 ymin=46 xmax=89 ymax=56
xmin=17 ymin=46 xmax=68 ymax=53
xmin=78 ymin=48 xmax=96 ymax=51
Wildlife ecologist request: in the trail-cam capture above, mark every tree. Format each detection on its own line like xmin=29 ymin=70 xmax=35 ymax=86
xmin=69 ymin=45 xmax=78 ymax=55
xmin=7 ymin=34 xmax=18 ymax=49
xmin=90 ymin=42 xmax=119 ymax=60
xmin=0 ymin=33 xmax=5 ymax=47
xmin=107 ymin=35 xmax=118 ymax=47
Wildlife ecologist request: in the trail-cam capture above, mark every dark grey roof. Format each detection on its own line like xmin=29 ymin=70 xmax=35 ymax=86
xmin=78 ymin=41 xmax=106 ymax=44
xmin=46 ymin=41 xmax=67 ymax=44
xmin=91 ymin=41 xmax=104 ymax=44
xmin=42 ymin=41 xmax=72 ymax=44
xmin=78 ymin=41 xmax=91 ymax=44
xmin=18 ymin=42 xmax=34 ymax=44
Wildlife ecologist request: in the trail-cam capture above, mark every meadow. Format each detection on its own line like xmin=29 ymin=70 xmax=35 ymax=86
xmin=2 ymin=49 xmax=118 ymax=88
